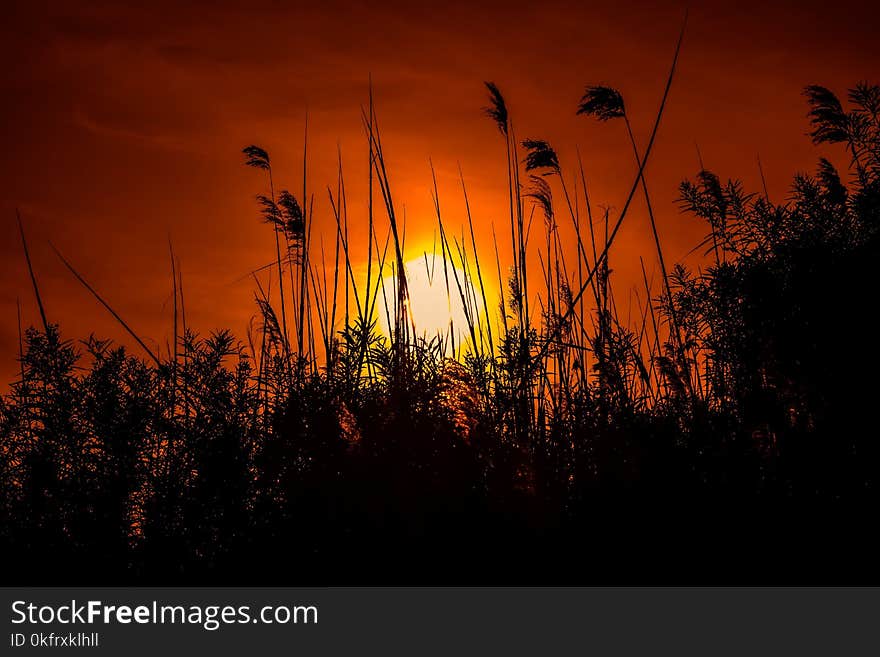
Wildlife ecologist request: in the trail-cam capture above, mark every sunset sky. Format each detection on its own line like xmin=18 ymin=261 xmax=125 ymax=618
xmin=1 ymin=0 xmax=878 ymax=385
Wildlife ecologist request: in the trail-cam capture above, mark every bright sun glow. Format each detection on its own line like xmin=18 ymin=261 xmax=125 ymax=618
xmin=378 ymin=254 xmax=479 ymax=344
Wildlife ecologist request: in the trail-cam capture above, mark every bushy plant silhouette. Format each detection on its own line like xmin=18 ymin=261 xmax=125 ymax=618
xmin=2 ymin=82 xmax=879 ymax=583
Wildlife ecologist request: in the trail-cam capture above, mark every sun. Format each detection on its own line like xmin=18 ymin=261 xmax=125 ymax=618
xmin=378 ymin=254 xmax=479 ymax=343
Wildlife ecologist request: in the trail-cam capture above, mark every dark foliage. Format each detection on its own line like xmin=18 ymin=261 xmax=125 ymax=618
xmin=483 ymin=81 xmax=509 ymax=136
xmin=3 ymin=83 xmax=880 ymax=584
xmin=576 ymin=86 xmax=626 ymax=121
xmin=522 ymin=139 xmax=561 ymax=175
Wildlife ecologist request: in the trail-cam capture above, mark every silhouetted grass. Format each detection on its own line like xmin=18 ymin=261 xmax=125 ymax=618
xmin=2 ymin=76 xmax=879 ymax=584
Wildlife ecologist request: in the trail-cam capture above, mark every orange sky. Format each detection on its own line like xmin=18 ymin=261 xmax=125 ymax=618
xmin=2 ymin=0 xmax=878 ymax=385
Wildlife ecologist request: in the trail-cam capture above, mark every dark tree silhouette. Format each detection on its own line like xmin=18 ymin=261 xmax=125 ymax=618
xmin=2 ymin=82 xmax=879 ymax=584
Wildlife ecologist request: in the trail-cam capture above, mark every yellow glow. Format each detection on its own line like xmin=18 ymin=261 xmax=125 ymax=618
xmin=379 ymin=255 xmax=478 ymax=343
